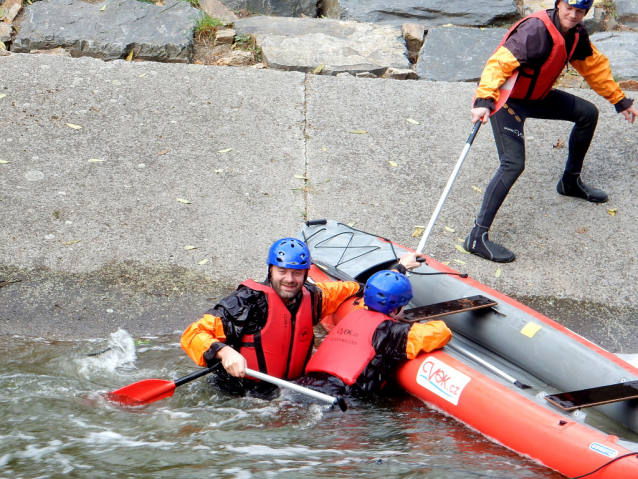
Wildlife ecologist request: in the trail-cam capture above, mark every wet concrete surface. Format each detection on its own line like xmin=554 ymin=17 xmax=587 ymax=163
xmin=0 ymin=262 xmax=236 ymax=340
xmin=2 ymin=260 xmax=636 ymax=354
xmin=511 ymin=295 xmax=638 ymax=354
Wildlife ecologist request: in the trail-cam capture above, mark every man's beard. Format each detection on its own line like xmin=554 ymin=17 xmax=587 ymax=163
xmin=271 ymin=278 xmax=302 ymax=303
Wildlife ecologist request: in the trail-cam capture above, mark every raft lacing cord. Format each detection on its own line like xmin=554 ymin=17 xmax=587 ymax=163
xmin=570 ymin=452 xmax=638 ymax=479
xmin=304 ymin=223 xmax=468 ymax=278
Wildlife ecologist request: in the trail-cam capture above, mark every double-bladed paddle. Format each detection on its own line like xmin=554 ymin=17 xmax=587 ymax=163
xmin=106 ymin=364 xmax=347 ymax=411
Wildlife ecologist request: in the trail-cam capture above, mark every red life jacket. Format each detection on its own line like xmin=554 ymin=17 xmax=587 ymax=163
xmin=238 ymin=280 xmax=314 ymax=380
xmin=306 ymin=308 xmax=391 ymax=386
xmin=501 ymin=10 xmax=579 ymax=101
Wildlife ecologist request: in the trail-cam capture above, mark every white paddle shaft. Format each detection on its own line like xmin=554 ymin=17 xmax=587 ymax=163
xmin=246 ymin=368 xmax=338 ymax=406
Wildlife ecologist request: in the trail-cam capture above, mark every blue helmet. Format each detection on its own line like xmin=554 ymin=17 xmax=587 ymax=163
xmin=559 ymin=0 xmax=594 ymax=10
xmin=364 ymin=270 xmax=413 ymax=315
xmin=267 ymin=238 xmax=311 ymax=270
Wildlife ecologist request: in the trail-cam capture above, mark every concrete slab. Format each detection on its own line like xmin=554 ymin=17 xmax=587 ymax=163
xmin=0 ymin=53 xmax=636 ymax=349
xmin=0 ymin=54 xmax=306 ymax=287
xmin=303 ymin=75 xmax=638 ymax=319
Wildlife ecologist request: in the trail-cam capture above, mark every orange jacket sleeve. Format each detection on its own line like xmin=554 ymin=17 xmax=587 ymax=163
xmin=315 ymin=281 xmax=361 ymax=318
xmin=405 ymin=320 xmax=452 ymax=360
xmin=180 ymin=314 xmax=227 ymax=367
xmin=571 ymin=44 xmax=626 ymax=106
xmin=475 ymin=46 xmax=521 ymax=105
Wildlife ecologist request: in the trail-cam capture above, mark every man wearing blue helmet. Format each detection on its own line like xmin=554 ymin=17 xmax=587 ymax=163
xmin=304 ymin=270 xmax=452 ymax=394
xmin=181 ymin=237 xmax=425 ymax=395
xmin=465 ymin=0 xmax=638 ymax=263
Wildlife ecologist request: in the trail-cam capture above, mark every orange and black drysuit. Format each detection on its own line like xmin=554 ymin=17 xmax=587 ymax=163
xmin=181 ymin=279 xmax=361 ymax=395
xmin=304 ymin=307 xmax=452 ymax=394
xmin=472 ymin=8 xmax=633 ymax=231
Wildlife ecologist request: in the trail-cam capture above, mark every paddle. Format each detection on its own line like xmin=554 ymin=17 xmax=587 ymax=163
xmin=445 ymin=342 xmax=530 ymax=389
xmin=545 ymin=380 xmax=638 ymax=411
xmin=415 ymin=70 xmax=519 ymax=255
xmin=106 ymin=364 xmax=347 ymax=411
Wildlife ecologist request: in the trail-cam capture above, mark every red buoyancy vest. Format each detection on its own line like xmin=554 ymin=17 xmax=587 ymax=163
xmin=305 ymin=308 xmax=391 ymax=386
xmin=239 ymin=280 xmax=314 ymax=380
xmin=500 ymin=10 xmax=579 ymax=101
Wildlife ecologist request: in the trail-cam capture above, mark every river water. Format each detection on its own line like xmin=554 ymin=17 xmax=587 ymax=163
xmin=0 ymin=329 xmax=569 ymax=479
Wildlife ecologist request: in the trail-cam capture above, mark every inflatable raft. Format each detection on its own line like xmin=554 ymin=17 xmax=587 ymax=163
xmin=298 ymin=220 xmax=638 ymax=479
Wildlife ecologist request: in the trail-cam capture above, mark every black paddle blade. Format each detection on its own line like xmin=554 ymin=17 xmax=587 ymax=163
xmin=545 ymin=380 xmax=638 ymax=411
xmin=402 ymin=295 xmax=497 ymax=322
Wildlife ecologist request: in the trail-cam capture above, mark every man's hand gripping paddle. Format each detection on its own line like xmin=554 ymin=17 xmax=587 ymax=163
xmin=105 ymin=364 xmax=347 ymax=411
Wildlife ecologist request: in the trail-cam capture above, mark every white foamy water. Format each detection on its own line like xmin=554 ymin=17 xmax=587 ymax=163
xmin=0 ymin=332 xmax=564 ymax=479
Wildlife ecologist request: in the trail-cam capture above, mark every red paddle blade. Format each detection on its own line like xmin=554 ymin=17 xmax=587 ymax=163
xmin=105 ymin=379 xmax=177 ymax=406
xmin=492 ymin=70 xmax=519 ymax=115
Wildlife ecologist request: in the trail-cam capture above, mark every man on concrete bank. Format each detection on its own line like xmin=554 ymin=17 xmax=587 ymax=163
xmin=303 ymin=270 xmax=452 ymax=395
xmin=465 ymin=0 xmax=638 ymax=263
xmin=181 ymin=237 xmax=424 ymax=395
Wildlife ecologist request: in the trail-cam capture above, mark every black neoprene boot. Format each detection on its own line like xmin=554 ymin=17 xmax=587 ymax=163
xmin=556 ymin=173 xmax=608 ymax=203
xmin=463 ymin=224 xmax=516 ymax=263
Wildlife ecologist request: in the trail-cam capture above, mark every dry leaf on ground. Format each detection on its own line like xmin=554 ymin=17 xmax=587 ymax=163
xmin=455 ymin=244 xmax=470 ymax=254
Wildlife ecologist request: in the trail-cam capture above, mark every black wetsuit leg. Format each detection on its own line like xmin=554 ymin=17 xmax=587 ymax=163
xmin=475 ymin=99 xmax=529 ymax=230
xmin=475 ymin=89 xmax=599 ymax=229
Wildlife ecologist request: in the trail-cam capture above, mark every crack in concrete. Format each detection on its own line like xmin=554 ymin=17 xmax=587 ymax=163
xmin=302 ymin=72 xmax=310 ymax=221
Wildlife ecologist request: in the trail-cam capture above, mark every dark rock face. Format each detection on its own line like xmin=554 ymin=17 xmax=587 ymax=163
xmin=322 ymin=0 xmax=520 ymax=27
xmin=416 ymin=26 xmax=507 ymax=82
xmin=616 ymin=0 xmax=638 ymax=28
xmin=219 ymin=0 xmax=317 ymax=17
xmin=12 ymin=0 xmax=200 ymax=63
xmin=590 ymin=31 xmax=638 ymax=80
